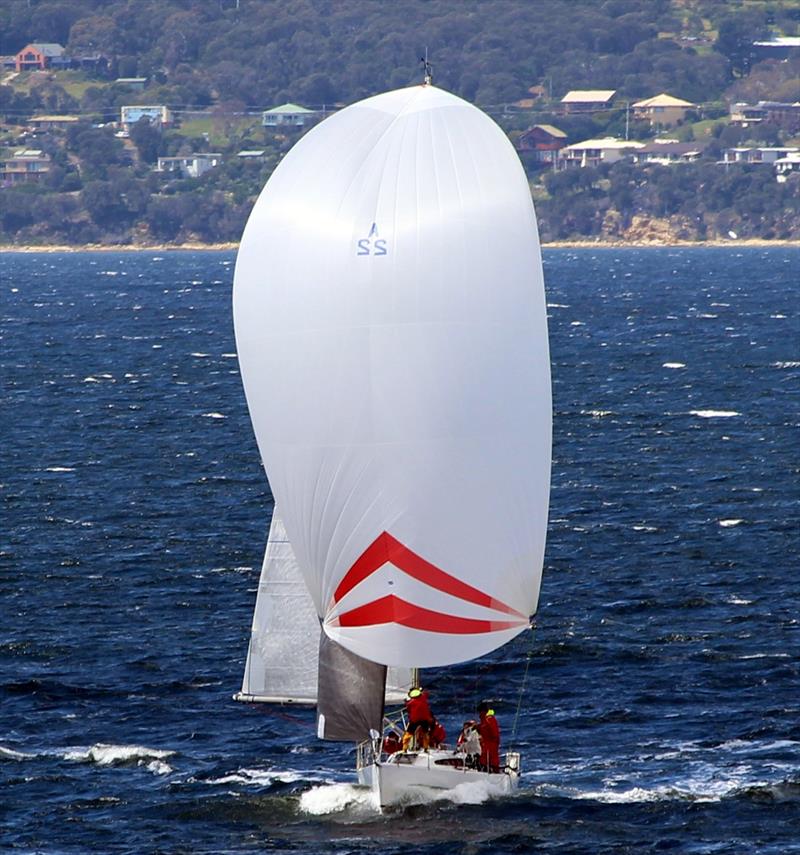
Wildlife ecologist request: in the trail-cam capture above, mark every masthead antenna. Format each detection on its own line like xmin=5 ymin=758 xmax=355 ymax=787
xmin=420 ymin=49 xmax=433 ymax=86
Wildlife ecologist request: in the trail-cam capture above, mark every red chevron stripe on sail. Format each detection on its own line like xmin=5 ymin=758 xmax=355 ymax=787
xmin=334 ymin=594 xmax=526 ymax=634
xmin=332 ymin=531 xmax=525 ymax=619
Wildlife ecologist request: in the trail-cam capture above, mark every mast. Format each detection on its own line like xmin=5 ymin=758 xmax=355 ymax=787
xmin=411 ymin=667 xmax=420 ymax=689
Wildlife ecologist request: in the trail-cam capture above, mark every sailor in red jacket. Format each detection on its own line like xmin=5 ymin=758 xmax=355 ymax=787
xmin=402 ymin=686 xmax=435 ymax=750
xmin=476 ymin=700 xmax=501 ymax=772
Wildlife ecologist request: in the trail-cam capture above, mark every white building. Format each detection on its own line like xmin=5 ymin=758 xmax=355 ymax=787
xmin=560 ymin=137 xmax=644 ymax=168
xmin=156 ymin=153 xmax=222 ymax=179
xmin=121 ymin=105 xmax=173 ymax=129
xmin=262 ymin=103 xmax=317 ymax=128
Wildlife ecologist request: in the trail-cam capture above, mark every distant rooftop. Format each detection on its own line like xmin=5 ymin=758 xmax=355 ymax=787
xmin=263 ymin=102 xmax=314 ymax=115
xmin=633 ymin=93 xmax=695 ymax=108
xmin=561 ymin=90 xmax=616 ymax=104
xmin=24 ymin=42 xmax=65 ymax=56
xmin=753 ymin=37 xmax=800 ymax=47
xmin=565 ymin=137 xmax=644 ymax=151
xmin=532 ymin=124 xmax=567 ymax=138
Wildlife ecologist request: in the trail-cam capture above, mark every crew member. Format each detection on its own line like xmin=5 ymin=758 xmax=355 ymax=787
xmin=476 ymin=700 xmax=500 ymax=772
xmin=402 ymin=686 xmax=435 ymax=751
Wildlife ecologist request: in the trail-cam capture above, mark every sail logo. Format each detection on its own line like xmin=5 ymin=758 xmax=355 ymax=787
xmin=327 ymin=532 xmax=527 ymax=635
xmin=356 ymin=223 xmax=388 ymax=257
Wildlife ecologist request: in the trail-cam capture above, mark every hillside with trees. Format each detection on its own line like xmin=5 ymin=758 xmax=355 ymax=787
xmin=1 ymin=0 xmax=799 ymax=246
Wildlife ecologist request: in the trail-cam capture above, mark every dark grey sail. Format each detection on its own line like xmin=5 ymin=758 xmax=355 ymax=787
xmin=316 ymin=633 xmax=387 ymax=741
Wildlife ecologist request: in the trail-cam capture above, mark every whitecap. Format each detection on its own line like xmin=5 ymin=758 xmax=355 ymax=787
xmin=0 ymin=745 xmax=34 ymax=760
xmin=206 ymin=768 xmax=304 ymax=787
xmin=773 ymin=361 xmax=800 ymax=369
xmin=770 ymin=314 xmax=786 ymax=319
xmin=202 ymin=412 xmax=226 ymax=419
xmin=663 ymin=362 xmax=686 ymax=369
xmin=581 ymin=409 xmax=612 ymax=418
xmin=191 ymin=352 xmax=210 ymax=358
xmin=45 ymin=466 xmax=75 ymax=473
xmin=719 ymin=519 xmax=743 ymax=527
xmin=570 ymin=321 xmax=585 ymax=326
xmin=690 ymin=410 xmax=740 ymax=418
xmin=221 ymin=353 xmax=238 ymax=359
xmin=725 ymin=595 xmax=751 ymax=604
xmin=64 ymin=743 xmax=175 ymax=774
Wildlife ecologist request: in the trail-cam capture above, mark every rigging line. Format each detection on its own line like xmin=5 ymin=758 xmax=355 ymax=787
xmin=511 ymin=619 xmax=536 ymax=746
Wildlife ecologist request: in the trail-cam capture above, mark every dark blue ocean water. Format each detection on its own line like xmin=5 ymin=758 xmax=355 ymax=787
xmin=1 ymin=247 xmax=798 ymax=854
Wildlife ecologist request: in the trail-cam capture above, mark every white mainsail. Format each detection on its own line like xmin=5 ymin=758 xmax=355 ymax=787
xmin=236 ymin=509 xmax=319 ymax=703
xmin=236 ymin=508 xmax=412 ymax=705
xmin=234 ymin=84 xmax=550 ymax=671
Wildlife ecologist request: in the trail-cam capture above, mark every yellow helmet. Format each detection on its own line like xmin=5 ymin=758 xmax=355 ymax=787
xmin=407 ymin=687 xmax=422 ymax=699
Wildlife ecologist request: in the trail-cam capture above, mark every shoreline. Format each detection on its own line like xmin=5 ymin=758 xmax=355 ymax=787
xmin=1 ymin=238 xmax=798 ymax=252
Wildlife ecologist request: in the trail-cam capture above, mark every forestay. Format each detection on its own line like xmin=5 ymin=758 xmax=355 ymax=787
xmin=234 ymin=85 xmax=551 ymax=669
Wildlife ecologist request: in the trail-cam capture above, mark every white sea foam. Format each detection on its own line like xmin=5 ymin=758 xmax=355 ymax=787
xmin=690 ymin=410 xmax=740 ymax=418
xmin=663 ymin=362 xmax=686 ymax=369
xmin=428 ymin=778 xmax=506 ymax=805
xmin=719 ymin=519 xmax=743 ymax=527
xmin=0 ymin=745 xmax=34 ymax=760
xmin=191 ymin=352 xmax=210 ymax=358
xmin=725 ymin=595 xmax=752 ymax=605
xmin=202 ymin=412 xmax=226 ymax=419
xmin=64 ymin=743 xmax=175 ymax=774
xmin=45 ymin=466 xmax=75 ymax=473
xmin=207 ymin=768 xmax=304 ymax=786
xmin=773 ymin=361 xmax=800 ymax=369
xmin=299 ymin=782 xmax=378 ymax=815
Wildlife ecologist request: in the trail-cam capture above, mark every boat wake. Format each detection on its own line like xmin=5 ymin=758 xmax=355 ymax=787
xmin=299 ymin=782 xmax=379 ymax=815
xmin=298 ymin=777 xmax=508 ymax=816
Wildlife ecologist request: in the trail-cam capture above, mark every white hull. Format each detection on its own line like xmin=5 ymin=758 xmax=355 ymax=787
xmin=357 ymin=748 xmax=520 ymax=809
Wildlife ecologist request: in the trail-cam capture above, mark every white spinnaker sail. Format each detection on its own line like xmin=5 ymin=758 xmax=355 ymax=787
xmin=234 ymin=85 xmax=551 ymax=669
xmin=237 ymin=509 xmax=412 ymax=704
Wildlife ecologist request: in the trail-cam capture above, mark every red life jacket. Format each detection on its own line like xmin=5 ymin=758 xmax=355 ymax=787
xmin=405 ymin=690 xmax=433 ymax=724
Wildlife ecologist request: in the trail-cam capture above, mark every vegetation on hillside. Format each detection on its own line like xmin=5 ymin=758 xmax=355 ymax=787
xmin=1 ymin=0 xmax=799 ymax=245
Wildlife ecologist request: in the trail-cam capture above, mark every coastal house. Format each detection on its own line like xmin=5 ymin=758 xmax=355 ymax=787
xmin=120 ymin=105 xmax=173 ymax=129
xmin=631 ymin=140 xmax=706 ymax=165
xmin=237 ymin=150 xmax=267 ymax=160
xmin=559 ymin=137 xmax=643 ymax=168
xmin=28 ymin=114 xmax=80 ymax=132
xmin=721 ymin=146 xmax=800 ymax=165
xmin=632 ymin=93 xmax=696 ymax=128
xmin=775 ymin=151 xmax=800 ymax=179
xmin=560 ymin=90 xmax=616 ymax=113
xmin=0 ymin=149 xmax=51 ymax=184
xmin=729 ymin=102 xmax=767 ymax=126
xmin=752 ymin=36 xmax=800 ymax=61
xmin=155 ymin=153 xmax=221 ymax=179
xmin=14 ymin=42 xmax=68 ymax=72
xmin=114 ymin=77 xmax=148 ymax=91
xmin=516 ymin=124 xmax=567 ymax=165
xmin=729 ymin=101 xmax=800 ymax=133
xmin=262 ymin=103 xmax=317 ymax=128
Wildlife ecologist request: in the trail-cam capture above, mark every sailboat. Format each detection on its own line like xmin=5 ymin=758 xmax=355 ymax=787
xmin=232 ymin=77 xmax=551 ymax=808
